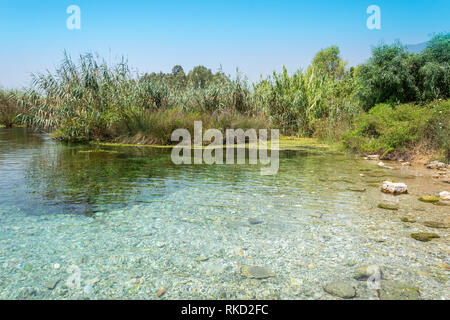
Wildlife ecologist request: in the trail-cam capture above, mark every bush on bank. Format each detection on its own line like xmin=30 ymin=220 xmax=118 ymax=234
xmin=342 ymin=100 xmax=450 ymax=160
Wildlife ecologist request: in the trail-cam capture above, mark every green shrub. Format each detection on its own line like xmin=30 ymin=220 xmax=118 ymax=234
xmin=343 ymin=101 xmax=449 ymax=160
xmin=424 ymin=100 xmax=450 ymax=159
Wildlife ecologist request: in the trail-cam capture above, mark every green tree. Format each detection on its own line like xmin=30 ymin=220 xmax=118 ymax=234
xmin=171 ymin=65 xmax=185 ymax=76
xmin=187 ymin=66 xmax=214 ymax=88
xmin=417 ymin=33 xmax=450 ymax=100
xmin=356 ymin=42 xmax=418 ymax=110
xmin=311 ymin=46 xmax=346 ymax=80
xmin=422 ymin=33 xmax=450 ymax=64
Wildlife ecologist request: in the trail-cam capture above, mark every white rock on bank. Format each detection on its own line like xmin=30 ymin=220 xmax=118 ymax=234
xmin=426 ymin=161 xmax=447 ymax=170
xmin=401 ymin=162 xmax=411 ymax=167
xmin=381 ymin=181 xmax=408 ymax=195
xmin=367 ymin=155 xmax=380 ymax=160
xmin=440 ymin=191 xmax=450 ymax=201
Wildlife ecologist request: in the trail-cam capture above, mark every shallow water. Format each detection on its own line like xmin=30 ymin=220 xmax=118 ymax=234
xmin=0 ymin=128 xmax=448 ymax=299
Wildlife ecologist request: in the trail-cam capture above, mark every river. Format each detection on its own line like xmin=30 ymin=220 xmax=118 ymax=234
xmin=0 ymin=128 xmax=448 ymax=299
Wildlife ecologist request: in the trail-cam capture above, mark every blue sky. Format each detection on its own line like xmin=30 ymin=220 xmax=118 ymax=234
xmin=0 ymin=0 xmax=449 ymax=88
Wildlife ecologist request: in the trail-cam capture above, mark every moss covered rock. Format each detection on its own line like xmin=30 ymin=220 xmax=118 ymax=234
xmin=347 ymin=187 xmax=367 ymax=192
xmin=418 ymin=196 xmax=441 ymax=203
xmin=378 ymin=281 xmax=420 ymax=300
xmin=378 ymin=203 xmax=399 ymax=211
xmin=323 ymin=281 xmax=356 ymax=299
xmin=422 ymin=221 xmax=448 ymax=229
xmin=410 ymin=232 xmax=440 ymax=242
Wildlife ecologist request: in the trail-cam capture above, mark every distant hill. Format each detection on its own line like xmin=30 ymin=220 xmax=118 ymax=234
xmin=406 ymin=42 xmax=429 ymax=54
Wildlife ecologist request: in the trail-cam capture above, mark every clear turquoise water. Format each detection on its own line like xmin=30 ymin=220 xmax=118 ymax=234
xmin=0 ymin=128 xmax=448 ymax=300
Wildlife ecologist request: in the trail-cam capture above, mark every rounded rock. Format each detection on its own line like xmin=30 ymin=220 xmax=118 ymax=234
xmin=378 ymin=281 xmax=420 ymax=300
xmin=323 ymin=281 xmax=356 ymax=299
xmin=381 ymin=181 xmax=408 ymax=195
xmin=240 ymin=266 xmax=274 ymax=279
xmin=410 ymin=232 xmax=440 ymax=242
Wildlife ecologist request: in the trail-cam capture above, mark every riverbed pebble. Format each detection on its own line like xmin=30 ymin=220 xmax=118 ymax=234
xmin=323 ymin=281 xmax=356 ymax=299
xmin=240 ymin=266 xmax=274 ymax=279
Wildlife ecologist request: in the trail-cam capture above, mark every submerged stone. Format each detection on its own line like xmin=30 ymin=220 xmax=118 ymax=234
xmin=422 ymin=221 xmax=447 ymax=229
xmin=194 ymin=255 xmax=209 ymax=262
xmin=156 ymin=288 xmax=167 ymax=297
xmin=45 ymin=279 xmax=60 ymax=290
xmin=365 ymin=172 xmax=386 ymax=178
xmin=378 ymin=281 xmax=420 ymax=300
xmin=308 ymin=212 xmax=323 ymax=218
xmin=377 ymin=203 xmax=399 ymax=211
xmin=240 ymin=266 xmax=274 ymax=279
xmin=347 ymin=187 xmax=366 ymax=192
xmin=410 ymin=232 xmax=440 ymax=242
xmin=248 ymin=218 xmax=263 ymax=225
xmin=328 ymin=177 xmax=354 ymax=184
xmin=433 ymin=201 xmax=449 ymax=206
xmin=367 ymin=183 xmax=381 ymax=187
xmin=400 ymin=217 xmax=416 ymax=223
xmin=323 ymin=281 xmax=356 ymax=299
xmin=418 ymin=196 xmax=441 ymax=203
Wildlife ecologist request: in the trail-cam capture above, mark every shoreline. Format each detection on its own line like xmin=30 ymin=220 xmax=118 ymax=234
xmin=0 ymin=126 xmax=446 ymax=166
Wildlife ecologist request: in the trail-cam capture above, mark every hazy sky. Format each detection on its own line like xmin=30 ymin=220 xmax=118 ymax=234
xmin=0 ymin=0 xmax=449 ymax=88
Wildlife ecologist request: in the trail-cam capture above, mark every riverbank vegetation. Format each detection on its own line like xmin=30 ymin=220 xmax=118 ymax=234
xmin=1 ymin=33 xmax=448 ymax=160
xmin=0 ymin=89 xmax=26 ymax=128
xmin=343 ymin=100 xmax=449 ymax=160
